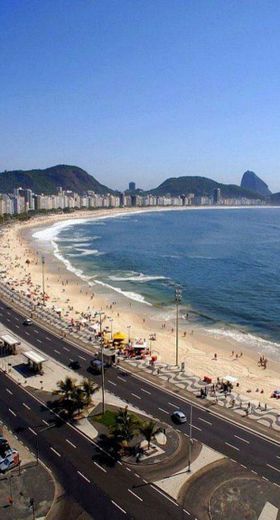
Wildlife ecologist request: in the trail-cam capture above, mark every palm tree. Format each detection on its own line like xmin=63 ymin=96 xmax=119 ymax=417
xmin=139 ymin=420 xmax=160 ymax=450
xmin=53 ymin=376 xmax=76 ymax=400
xmin=110 ymin=406 xmax=140 ymax=445
xmin=81 ymin=378 xmax=97 ymax=407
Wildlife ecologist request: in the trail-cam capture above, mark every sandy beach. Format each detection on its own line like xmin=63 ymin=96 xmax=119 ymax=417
xmin=0 ymin=206 xmax=280 ymax=410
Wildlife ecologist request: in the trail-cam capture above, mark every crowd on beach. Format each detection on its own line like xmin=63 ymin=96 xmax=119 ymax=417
xmin=0 ymin=215 xmax=280 ymax=414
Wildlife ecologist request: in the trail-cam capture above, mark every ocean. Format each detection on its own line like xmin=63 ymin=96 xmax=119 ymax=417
xmin=33 ymin=208 xmax=280 ymax=357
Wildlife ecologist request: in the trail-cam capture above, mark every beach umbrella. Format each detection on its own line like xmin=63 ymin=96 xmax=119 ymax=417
xmin=113 ymin=331 xmax=127 ymax=342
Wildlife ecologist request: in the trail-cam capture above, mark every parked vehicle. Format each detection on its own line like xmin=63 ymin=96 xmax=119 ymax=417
xmin=69 ymin=360 xmax=81 ymax=370
xmin=23 ymin=318 xmax=33 ymax=326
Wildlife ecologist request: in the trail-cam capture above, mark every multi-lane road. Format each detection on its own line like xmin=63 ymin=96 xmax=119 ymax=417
xmin=0 ymin=299 xmax=280 ymax=519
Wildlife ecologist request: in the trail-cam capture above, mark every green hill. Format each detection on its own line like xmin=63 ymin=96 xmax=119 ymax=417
xmin=0 ymin=165 xmax=113 ymax=195
xmin=147 ymin=176 xmax=264 ymax=199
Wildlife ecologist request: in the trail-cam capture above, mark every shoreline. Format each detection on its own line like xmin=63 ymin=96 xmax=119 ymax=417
xmin=1 ymin=206 xmax=280 ymax=410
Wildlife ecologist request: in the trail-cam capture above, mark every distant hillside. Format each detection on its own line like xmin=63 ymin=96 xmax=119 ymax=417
xmin=0 ymin=165 xmax=113 ymax=195
xmin=147 ymin=176 xmax=264 ymax=199
xmin=241 ymin=170 xmax=271 ymax=197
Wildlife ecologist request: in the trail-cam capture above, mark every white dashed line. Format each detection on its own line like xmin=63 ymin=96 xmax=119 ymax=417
xmin=192 ymin=425 xmax=202 ymax=431
xmin=262 ymin=476 xmax=269 ymax=481
xmin=54 ymin=349 xmax=60 ymax=355
xmin=50 ymin=447 xmax=61 ymax=457
xmin=107 ymin=380 xmax=116 ymax=386
xmin=234 ymin=435 xmax=250 ymax=444
xmin=128 ymin=489 xmax=143 ymax=502
xmin=63 ymin=347 xmax=70 ymax=352
xmin=78 ymin=355 xmax=86 ymax=361
xmin=131 ymin=393 xmax=141 ymax=400
xmin=117 ymin=376 xmax=127 ymax=383
xmin=66 ymin=439 xmax=77 ymax=449
xmin=6 ymin=388 xmax=13 ymax=395
xmin=36 ymin=339 xmax=42 ymax=343
xmin=168 ymin=402 xmax=179 ymax=409
xmin=45 ymin=337 xmax=51 ymax=341
xmin=33 ymin=330 xmax=39 ymax=334
xmin=15 ymin=325 xmax=19 ymax=328
xmin=159 ymin=407 xmax=169 ymax=414
xmin=126 ymin=467 xmax=131 ymax=472
xmin=42 ymin=420 xmax=49 ymax=426
xmin=111 ymin=500 xmax=126 ymax=514
xmin=22 ymin=403 xmax=31 ymax=410
xmin=94 ymin=461 xmax=107 ymax=473
xmin=25 ymin=331 xmax=30 ymax=336
xmin=77 ymin=470 xmax=90 ymax=483
xmin=240 ymin=464 xmax=247 ymax=469
xmin=225 ymin=442 xmax=240 ymax=451
xmin=183 ymin=509 xmax=191 ymax=516
xmin=198 ymin=417 xmax=212 ymax=426
xmin=8 ymin=408 xmax=16 ymax=417
xmin=28 ymin=427 xmax=37 ymax=436
xmin=267 ymin=463 xmax=280 ymax=473
xmin=141 ymin=388 xmax=151 ymax=395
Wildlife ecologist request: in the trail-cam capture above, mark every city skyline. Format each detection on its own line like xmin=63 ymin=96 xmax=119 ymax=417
xmin=1 ymin=2 xmax=280 ymax=192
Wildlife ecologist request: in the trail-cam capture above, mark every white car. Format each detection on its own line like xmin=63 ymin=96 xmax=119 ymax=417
xmin=171 ymin=410 xmax=187 ymax=424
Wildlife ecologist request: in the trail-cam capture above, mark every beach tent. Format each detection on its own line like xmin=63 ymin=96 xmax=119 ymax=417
xmin=113 ymin=332 xmax=126 ymax=341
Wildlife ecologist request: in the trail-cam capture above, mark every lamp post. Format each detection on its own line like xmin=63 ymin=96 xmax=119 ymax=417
xmin=41 ymin=256 xmax=45 ymax=306
xmin=97 ymin=311 xmax=106 ymax=414
xmin=127 ymin=325 xmax=131 ymax=342
xmin=175 ymin=288 xmax=182 ymax=366
xmin=109 ymin=318 xmax=113 ymax=339
xmin=187 ymin=404 xmax=193 ymax=472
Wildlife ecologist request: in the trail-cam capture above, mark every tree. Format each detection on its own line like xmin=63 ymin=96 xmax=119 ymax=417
xmin=110 ymin=407 xmax=140 ymax=445
xmin=54 ymin=376 xmax=76 ymax=400
xmin=81 ymin=378 xmax=97 ymax=407
xmin=139 ymin=421 xmax=160 ymax=450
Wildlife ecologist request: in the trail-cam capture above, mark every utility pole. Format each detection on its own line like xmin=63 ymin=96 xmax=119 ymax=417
xmin=42 ymin=256 xmax=45 ymax=306
xmin=175 ymin=288 xmax=182 ymax=366
xmin=109 ymin=318 xmax=113 ymax=339
xmin=187 ymin=404 xmax=193 ymax=472
xmin=98 ymin=311 xmax=106 ymax=414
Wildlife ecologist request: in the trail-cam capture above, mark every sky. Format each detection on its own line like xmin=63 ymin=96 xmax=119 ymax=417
xmin=1 ymin=0 xmax=280 ymax=192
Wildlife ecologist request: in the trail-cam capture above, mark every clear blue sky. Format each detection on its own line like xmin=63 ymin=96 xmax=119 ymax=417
xmin=1 ymin=0 xmax=280 ymax=192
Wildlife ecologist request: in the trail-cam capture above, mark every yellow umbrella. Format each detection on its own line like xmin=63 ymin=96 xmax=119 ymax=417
xmin=113 ymin=331 xmax=127 ymax=341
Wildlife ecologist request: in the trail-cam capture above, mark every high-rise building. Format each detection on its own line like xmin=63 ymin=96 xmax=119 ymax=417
xmin=213 ymin=188 xmax=221 ymax=204
xmin=129 ymin=181 xmax=136 ymax=191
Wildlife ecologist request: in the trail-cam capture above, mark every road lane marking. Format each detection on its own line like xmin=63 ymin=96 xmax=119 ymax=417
xmin=168 ymin=402 xmax=179 ymax=409
xmin=140 ymin=388 xmax=151 ymax=395
xmin=150 ymin=485 xmax=179 ymax=507
xmin=94 ymin=461 xmax=107 ymax=473
xmin=77 ymin=470 xmax=90 ymax=483
xmin=198 ymin=417 xmax=212 ymax=426
xmin=28 ymin=427 xmax=37 ymax=436
xmin=107 ymin=380 xmax=116 ymax=386
xmin=8 ymin=408 xmax=16 ymax=417
xmin=192 ymin=425 xmax=202 ymax=431
xmin=36 ymin=339 xmax=42 ymax=343
xmin=54 ymin=350 xmax=60 ymax=355
xmin=22 ymin=403 xmax=31 ymax=410
xmin=34 ymin=330 xmax=39 ymax=334
xmin=131 ymin=393 xmax=141 ymax=400
xmin=128 ymin=489 xmax=143 ymax=502
xmin=50 ymin=447 xmax=61 ymax=457
xmin=78 ymin=355 xmax=86 ymax=361
xmin=126 ymin=467 xmax=131 ymax=472
xmin=42 ymin=420 xmax=49 ymax=426
xmin=111 ymin=500 xmax=126 ymax=514
xmin=15 ymin=325 xmax=19 ymax=328
xmin=159 ymin=407 xmax=169 ymax=414
xmin=225 ymin=442 xmax=240 ymax=451
xmin=117 ymin=376 xmax=127 ymax=382
xmin=6 ymin=388 xmax=13 ymax=395
xmin=25 ymin=331 xmax=30 ymax=336
xmin=14 ymin=317 xmax=19 ymax=321
xmin=234 ymin=435 xmax=250 ymax=444
xmin=183 ymin=509 xmax=190 ymax=516
xmin=45 ymin=337 xmax=51 ymax=341
xmin=63 ymin=346 xmax=70 ymax=352
xmin=66 ymin=439 xmax=77 ymax=449
xmin=267 ymin=464 xmax=280 ymax=473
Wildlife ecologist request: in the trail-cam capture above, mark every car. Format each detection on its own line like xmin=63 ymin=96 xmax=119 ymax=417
xmin=69 ymin=360 xmax=81 ymax=370
xmin=89 ymin=359 xmax=104 ymax=374
xmin=171 ymin=410 xmax=187 ymax=424
xmin=271 ymin=389 xmax=280 ymax=399
xmin=23 ymin=319 xmax=33 ymax=326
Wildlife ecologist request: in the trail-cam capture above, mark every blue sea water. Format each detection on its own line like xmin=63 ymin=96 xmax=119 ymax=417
xmin=42 ymin=208 xmax=280 ymax=347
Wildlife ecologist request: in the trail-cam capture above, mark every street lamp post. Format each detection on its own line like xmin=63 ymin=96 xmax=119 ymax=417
xmin=41 ymin=256 xmax=45 ymax=306
xmin=97 ymin=311 xmax=106 ymax=414
xmin=175 ymin=288 xmax=182 ymax=366
xmin=109 ymin=318 xmax=113 ymax=339
xmin=127 ymin=325 xmax=131 ymax=342
xmin=187 ymin=404 xmax=193 ymax=472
